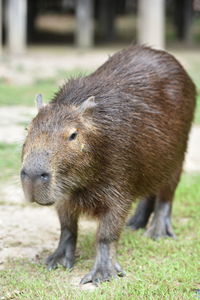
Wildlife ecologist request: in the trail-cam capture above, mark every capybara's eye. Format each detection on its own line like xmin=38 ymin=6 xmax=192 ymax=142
xmin=69 ymin=132 xmax=77 ymax=141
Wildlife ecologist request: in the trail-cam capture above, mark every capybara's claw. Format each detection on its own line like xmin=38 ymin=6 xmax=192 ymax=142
xmin=80 ymin=272 xmax=94 ymax=285
xmin=80 ymin=262 xmax=125 ymax=285
xmin=45 ymin=252 xmax=74 ymax=270
xmin=145 ymin=215 xmax=176 ymax=240
xmin=45 ymin=254 xmax=59 ymax=270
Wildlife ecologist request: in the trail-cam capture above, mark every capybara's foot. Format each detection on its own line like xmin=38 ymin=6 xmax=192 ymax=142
xmin=145 ymin=215 xmax=176 ymax=239
xmin=45 ymin=251 xmax=74 ymax=270
xmin=80 ymin=261 xmax=125 ymax=284
xmin=45 ymin=227 xmax=77 ymax=270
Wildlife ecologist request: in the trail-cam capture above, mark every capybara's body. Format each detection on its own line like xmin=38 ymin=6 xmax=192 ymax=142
xmin=21 ymin=46 xmax=196 ymax=283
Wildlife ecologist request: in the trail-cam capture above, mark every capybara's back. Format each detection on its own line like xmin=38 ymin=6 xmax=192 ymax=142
xmin=21 ymin=46 xmax=196 ymax=284
xmin=54 ymin=46 xmax=196 ymax=197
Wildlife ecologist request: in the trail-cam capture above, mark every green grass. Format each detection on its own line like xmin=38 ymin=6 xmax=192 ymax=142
xmin=0 ymin=142 xmax=21 ymax=182
xmin=0 ymin=69 xmax=90 ymax=106
xmin=0 ymin=173 xmax=200 ymax=299
xmin=0 ymin=80 xmax=57 ymax=106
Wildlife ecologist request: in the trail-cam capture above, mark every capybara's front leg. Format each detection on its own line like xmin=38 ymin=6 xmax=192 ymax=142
xmin=46 ymin=203 xmax=79 ymax=270
xmin=80 ymin=207 xmax=128 ymax=284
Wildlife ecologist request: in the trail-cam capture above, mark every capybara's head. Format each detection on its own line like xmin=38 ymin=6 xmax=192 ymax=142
xmin=21 ymin=94 xmax=98 ymax=206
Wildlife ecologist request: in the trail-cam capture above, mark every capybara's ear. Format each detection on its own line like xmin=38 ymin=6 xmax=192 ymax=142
xmin=35 ymin=94 xmax=43 ymax=111
xmin=78 ymin=96 xmax=96 ymax=115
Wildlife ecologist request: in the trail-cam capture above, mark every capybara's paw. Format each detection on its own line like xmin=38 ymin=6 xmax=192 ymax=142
xmin=45 ymin=253 xmax=59 ymax=270
xmin=80 ymin=262 xmax=125 ymax=284
xmin=45 ymin=252 xmax=74 ymax=270
xmin=145 ymin=216 xmax=176 ymax=240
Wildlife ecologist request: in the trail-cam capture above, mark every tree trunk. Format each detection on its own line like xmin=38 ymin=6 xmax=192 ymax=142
xmin=75 ymin=0 xmax=94 ymax=48
xmin=174 ymin=0 xmax=193 ymax=43
xmin=137 ymin=0 xmax=165 ymax=49
xmin=6 ymin=0 xmax=27 ymax=54
xmin=0 ymin=0 xmax=2 ymax=54
xmin=98 ymin=0 xmax=116 ymax=41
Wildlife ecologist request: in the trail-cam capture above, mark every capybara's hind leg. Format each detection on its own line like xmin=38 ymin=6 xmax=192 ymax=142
xmin=126 ymin=196 xmax=155 ymax=230
xmin=145 ymin=169 xmax=182 ymax=239
xmin=145 ymin=197 xmax=174 ymax=239
xmin=46 ymin=202 xmax=79 ymax=270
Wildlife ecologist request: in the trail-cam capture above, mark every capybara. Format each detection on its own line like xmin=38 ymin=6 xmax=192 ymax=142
xmin=21 ymin=46 xmax=196 ymax=284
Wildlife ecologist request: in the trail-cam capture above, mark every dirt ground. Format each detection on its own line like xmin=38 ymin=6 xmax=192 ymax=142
xmin=0 ymin=49 xmax=199 ymax=286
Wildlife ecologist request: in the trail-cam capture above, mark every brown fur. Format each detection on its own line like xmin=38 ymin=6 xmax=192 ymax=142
xmin=21 ymin=45 xmax=196 ymax=282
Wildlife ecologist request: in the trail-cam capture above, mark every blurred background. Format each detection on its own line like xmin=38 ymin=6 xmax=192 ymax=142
xmin=1 ymin=0 xmax=200 ymax=51
xmin=0 ymin=0 xmax=200 ymax=84
xmin=0 ymin=1 xmax=200 ymax=293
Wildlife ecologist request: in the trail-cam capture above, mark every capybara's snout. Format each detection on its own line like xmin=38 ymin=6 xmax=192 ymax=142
xmin=21 ymin=152 xmax=54 ymax=206
xmin=21 ymin=168 xmax=50 ymax=183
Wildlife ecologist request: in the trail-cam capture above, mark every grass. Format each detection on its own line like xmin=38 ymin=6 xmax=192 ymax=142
xmin=0 ymin=135 xmax=199 ymax=299
xmin=0 ymin=69 xmax=90 ymax=106
xmin=0 ymin=144 xmax=199 ymax=298
xmin=0 ymin=79 xmax=57 ymax=106
xmin=0 ymin=142 xmax=21 ymax=182
xmin=0 ymin=173 xmax=200 ymax=299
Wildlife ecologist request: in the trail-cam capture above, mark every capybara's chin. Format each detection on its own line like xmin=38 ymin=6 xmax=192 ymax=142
xmin=36 ymin=200 xmax=55 ymax=206
xmin=32 ymin=190 xmax=57 ymax=206
xmin=25 ymin=194 xmax=55 ymax=206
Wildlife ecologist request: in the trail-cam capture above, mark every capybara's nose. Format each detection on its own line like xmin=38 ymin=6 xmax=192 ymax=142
xmin=20 ymin=168 xmax=50 ymax=183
